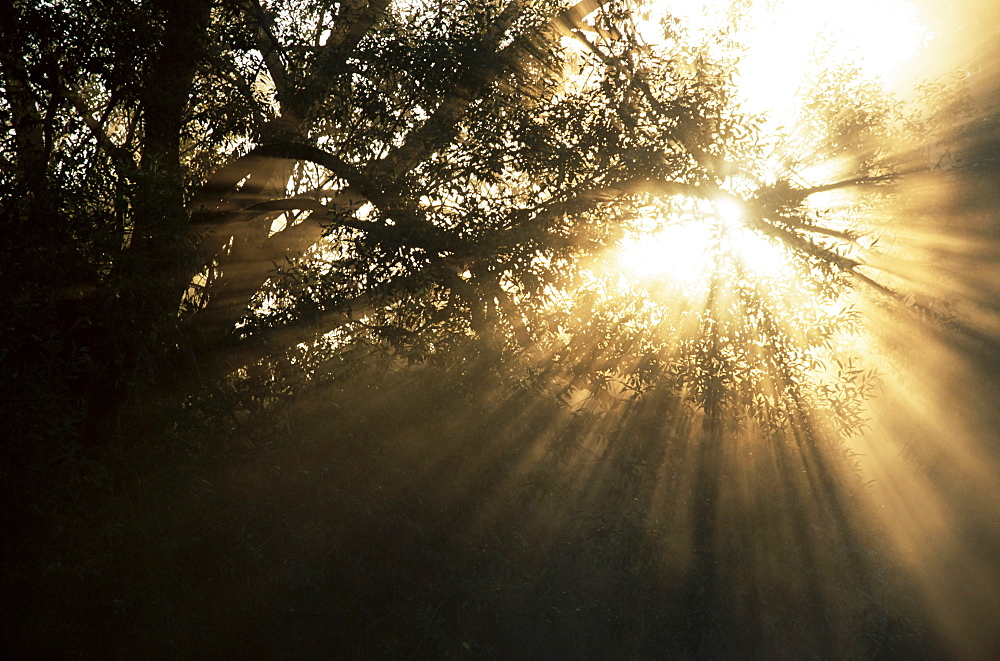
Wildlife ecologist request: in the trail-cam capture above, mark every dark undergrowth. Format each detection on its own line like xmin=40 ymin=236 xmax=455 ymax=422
xmin=3 ymin=359 xmax=936 ymax=660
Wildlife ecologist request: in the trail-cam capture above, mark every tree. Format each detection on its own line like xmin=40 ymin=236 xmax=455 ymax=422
xmin=1 ymin=0 xmax=628 ymax=443
xmin=0 ymin=0 xmax=922 ymax=571
xmin=3 ymin=0 xmax=784 ymax=438
xmin=9 ymin=0 xmax=989 ymax=657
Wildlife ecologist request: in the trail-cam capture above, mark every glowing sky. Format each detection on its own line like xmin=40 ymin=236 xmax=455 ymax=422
xmin=637 ymin=0 xmax=932 ymax=112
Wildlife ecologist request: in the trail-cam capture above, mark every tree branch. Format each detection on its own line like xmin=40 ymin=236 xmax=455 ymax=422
xmin=797 ymin=167 xmax=925 ymax=197
xmin=255 ymin=141 xmax=460 ymax=251
xmin=59 ymin=80 xmax=137 ymax=169
xmin=243 ymin=0 xmax=290 ymax=104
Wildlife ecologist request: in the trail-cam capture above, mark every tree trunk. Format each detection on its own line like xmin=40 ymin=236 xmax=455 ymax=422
xmin=84 ymin=0 xmax=213 ymax=443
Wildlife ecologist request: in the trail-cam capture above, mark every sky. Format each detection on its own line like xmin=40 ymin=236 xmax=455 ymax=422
xmin=638 ymin=0 xmax=936 ymax=114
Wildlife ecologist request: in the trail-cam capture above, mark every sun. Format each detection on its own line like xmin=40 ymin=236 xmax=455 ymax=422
xmin=615 ymin=196 xmax=791 ymax=296
xmin=609 ymin=0 xmax=931 ymax=301
xmin=618 ymin=218 xmax=711 ymax=289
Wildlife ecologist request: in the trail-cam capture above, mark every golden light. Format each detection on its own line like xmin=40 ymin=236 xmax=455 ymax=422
xmin=617 ymin=3 xmax=1000 ymax=658
xmin=617 ymin=218 xmax=711 ymax=290
xmin=712 ymin=198 xmax=791 ymax=278
xmin=638 ymin=0 xmax=931 ymax=111
xmin=373 ymin=3 xmax=999 ymax=658
xmin=715 ymin=197 xmax=744 ymax=226
xmin=614 ymin=0 xmax=936 ymax=305
xmin=734 ymin=0 xmax=929 ymax=112
xmin=614 ymin=196 xmax=791 ymax=293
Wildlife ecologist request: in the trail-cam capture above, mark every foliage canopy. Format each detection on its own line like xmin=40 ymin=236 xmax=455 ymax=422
xmin=1 ymin=0 xmax=925 ymax=445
